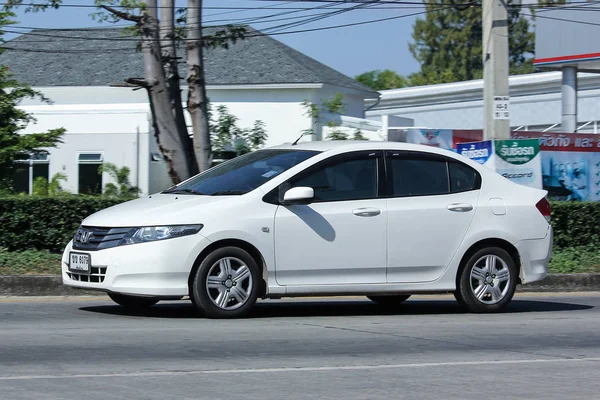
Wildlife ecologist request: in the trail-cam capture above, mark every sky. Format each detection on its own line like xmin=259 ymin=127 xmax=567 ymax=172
xmin=3 ymin=0 xmax=423 ymax=78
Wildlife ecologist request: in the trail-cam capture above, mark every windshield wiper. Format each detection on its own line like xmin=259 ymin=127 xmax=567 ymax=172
xmin=209 ymin=190 xmax=247 ymax=196
xmin=162 ymin=188 xmax=205 ymax=195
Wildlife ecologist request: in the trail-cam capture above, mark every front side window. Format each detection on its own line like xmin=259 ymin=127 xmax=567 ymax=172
xmin=290 ymin=153 xmax=379 ymax=202
xmin=165 ymin=149 xmax=320 ymax=196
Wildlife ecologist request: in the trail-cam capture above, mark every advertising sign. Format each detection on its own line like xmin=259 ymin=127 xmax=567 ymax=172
xmin=456 ymin=139 xmax=542 ymax=189
xmin=452 ymin=130 xmax=600 ymax=201
xmin=406 ymin=129 xmax=453 ymax=150
xmin=456 ymin=140 xmax=493 ymax=165
xmin=509 ymin=132 xmax=600 ymax=201
xmin=494 ymin=139 xmax=542 ymax=189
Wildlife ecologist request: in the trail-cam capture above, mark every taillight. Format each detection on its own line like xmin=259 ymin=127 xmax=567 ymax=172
xmin=536 ymin=197 xmax=551 ymax=223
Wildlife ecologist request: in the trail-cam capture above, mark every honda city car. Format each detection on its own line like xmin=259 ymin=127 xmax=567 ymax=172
xmin=62 ymin=141 xmax=552 ymax=318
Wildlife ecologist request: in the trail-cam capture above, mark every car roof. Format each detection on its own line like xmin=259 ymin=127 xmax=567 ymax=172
xmin=267 ymin=140 xmax=456 ymax=155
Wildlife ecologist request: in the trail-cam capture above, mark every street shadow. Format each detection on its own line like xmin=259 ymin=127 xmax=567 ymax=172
xmin=79 ymin=297 xmax=594 ymax=319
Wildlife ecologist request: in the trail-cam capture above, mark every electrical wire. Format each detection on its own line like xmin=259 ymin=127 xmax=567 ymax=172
xmin=1 ymin=5 xmax=448 ymax=53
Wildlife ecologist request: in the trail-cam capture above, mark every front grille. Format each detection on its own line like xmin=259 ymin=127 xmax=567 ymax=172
xmin=73 ymin=226 xmax=131 ymax=251
xmin=67 ymin=267 xmax=107 ymax=283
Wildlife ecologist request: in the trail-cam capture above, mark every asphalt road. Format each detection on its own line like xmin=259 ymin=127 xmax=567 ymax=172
xmin=1 ymin=293 xmax=600 ymax=400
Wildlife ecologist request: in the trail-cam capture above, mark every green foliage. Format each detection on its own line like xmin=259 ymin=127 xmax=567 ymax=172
xmin=352 ymin=129 xmax=368 ymax=141
xmin=301 ymin=93 xmax=367 ymax=141
xmin=99 ymin=162 xmax=140 ymax=198
xmin=0 ymin=196 xmax=129 ymax=252
xmin=31 ymin=172 xmax=69 ymax=197
xmin=0 ymin=248 xmax=62 ymax=275
xmin=355 ymin=69 xmax=407 ymax=91
xmin=0 ymin=199 xmax=598 ymax=273
xmin=0 ymin=10 xmax=65 ymax=188
xmin=551 ymin=201 xmax=600 ymax=249
xmin=406 ymin=0 xmax=567 ymax=85
xmin=210 ymin=105 xmax=268 ymax=155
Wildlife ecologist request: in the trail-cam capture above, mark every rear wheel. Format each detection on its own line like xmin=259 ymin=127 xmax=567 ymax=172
xmin=191 ymin=246 xmax=260 ymax=319
xmin=455 ymin=247 xmax=517 ymax=313
xmin=107 ymin=292 xmax=159 ymax=310
xmin=367 ymin=295 xmax=411 ymax=307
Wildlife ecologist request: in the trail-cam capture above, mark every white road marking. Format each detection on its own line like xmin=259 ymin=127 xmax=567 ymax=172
xmin=1 ymin=357 xmax=599 ymax=381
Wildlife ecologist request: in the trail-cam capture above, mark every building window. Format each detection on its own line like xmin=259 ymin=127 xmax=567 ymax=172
xmin=12 ymin=153 xmax=50 ymax=194
xmin=78 ymin=153 xmax=103 ymax=195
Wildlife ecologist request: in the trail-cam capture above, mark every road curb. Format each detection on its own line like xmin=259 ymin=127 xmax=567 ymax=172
xmin=0 ymin=274 xmax=599 ymax=296
xmin=0 ymin=275 xmax=101 ymax=296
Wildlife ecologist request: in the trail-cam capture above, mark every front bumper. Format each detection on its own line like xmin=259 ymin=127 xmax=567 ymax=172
xmin=61 ymin=233 xmax=212 ymax=297
xmin=516 ymin=225 xmax=553 ymax=284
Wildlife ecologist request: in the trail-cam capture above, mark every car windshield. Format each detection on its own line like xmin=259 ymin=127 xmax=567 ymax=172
xmin=162 ymin=149 xmax=320 ymax=196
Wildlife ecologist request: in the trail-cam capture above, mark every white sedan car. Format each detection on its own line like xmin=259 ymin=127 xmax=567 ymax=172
xmin=62 ymin=141 xmax=552 ymax=318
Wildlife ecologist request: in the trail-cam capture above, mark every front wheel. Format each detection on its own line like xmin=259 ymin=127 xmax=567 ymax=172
xmin=107 ymin=292 xmax=159 ymax=310
xmin=191 ymin=246 xmax=260 ymax=319
xmin=455 ymin=247 xmax=517 ymax=313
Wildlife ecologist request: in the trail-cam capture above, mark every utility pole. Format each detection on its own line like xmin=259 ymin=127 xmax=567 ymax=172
xmin=483 ymin=0 xmax=510 ymax=140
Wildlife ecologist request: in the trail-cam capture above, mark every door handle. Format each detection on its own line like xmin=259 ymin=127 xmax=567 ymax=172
xmin=447 ymin=203 xmax=473 ymax=212
xmin=353 ymin=208 xmax=381 ymax=217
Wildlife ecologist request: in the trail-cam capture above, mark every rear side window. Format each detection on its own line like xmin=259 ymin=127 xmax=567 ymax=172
xmin=449 ymin=162 xmax=479 ymax=193
xmin=389 ymin=158 xmax=449 ymax=197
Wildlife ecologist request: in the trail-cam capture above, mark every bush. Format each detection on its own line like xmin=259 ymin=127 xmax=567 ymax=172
xmin=551 ymin=201 xmax=600 ymax=249
xmin=0 ymin=196 xmax=131 ymax=253
xmin=0 ymin=197 xmax=598 ymax=254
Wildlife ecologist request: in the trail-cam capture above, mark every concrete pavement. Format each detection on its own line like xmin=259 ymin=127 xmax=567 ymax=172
xmin=1 ymin=294 xmax=599 ymax=399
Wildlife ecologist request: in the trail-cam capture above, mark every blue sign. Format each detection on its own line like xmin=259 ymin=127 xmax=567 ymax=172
xmin=456 ymin=140 xmax=493 ymax=165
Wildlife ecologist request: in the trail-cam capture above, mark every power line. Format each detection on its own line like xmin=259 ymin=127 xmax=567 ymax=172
xmin=1 ymin=6 xmax=447 ymax=53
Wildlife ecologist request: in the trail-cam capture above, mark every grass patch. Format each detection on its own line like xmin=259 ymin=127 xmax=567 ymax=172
xmin=0 ymin=249 xmax=62 ymax=275
xmin=549 ymin=245 xmax=600 ymax=274
xmin=0 ymin=246 xmax=598 ymax=276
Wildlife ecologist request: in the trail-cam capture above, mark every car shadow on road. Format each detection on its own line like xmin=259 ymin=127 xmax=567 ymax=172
xmin=79 ymin=298 xmax=594 ymax=319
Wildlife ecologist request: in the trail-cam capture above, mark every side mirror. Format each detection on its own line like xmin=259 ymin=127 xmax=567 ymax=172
xmin=282 ymin=186 xmax=314 ymax=205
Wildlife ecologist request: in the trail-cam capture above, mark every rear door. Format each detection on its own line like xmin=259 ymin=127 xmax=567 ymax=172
xmin=385 ymin=151 xmax=481 ymax=283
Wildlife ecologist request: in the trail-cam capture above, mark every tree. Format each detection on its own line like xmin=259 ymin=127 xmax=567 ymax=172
xmin=301 ymin=93 xmax=368 ymax=141
xmin=0 ymin=10 xmax=64 ymax=191
xmin=3 ymin=0 xmax=246 ymax=185
xmin=210 ymin=105 xmax=267 ymax=155
xmin=99 ymin=162 xmax=140 ymax=198
xmin=355 ymin=69 xmax=407 ymax=91
xmin=407 ymin=0 xmax=562 ymax=85
xmin=32 ymin=172 xmax=68 ymax=196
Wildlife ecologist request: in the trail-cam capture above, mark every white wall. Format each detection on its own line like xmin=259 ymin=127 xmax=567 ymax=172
xmin=19 ymin=84 xmax=369 ymax=195
xmin=365 ymin=72 xmax=600 ymax=133
xmin=19 ymin=100 xmax=151 ymax=195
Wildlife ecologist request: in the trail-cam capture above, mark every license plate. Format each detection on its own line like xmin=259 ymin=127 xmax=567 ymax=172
xmin=69 ymin=252 xmax=90 ymax=273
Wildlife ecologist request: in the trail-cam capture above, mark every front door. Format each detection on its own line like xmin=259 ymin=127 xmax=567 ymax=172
xmin=274 ymin=151 xmax=387 ymax=286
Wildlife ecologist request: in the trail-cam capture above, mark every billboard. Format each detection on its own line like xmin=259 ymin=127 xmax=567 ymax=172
xmin=456 ymin=139 xmax=543 ymax=190
xmin=406 ymin=129 xmax=454 ymax=150
xmin=451 ymin=130 xmax=600 ymax=201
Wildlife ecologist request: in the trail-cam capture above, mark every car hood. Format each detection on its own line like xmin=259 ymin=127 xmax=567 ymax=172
xmin=82 ymin=194 xmax=239 ymax=227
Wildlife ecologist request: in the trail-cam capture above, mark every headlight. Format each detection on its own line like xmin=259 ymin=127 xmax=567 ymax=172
xmin=118 ymin=224 xmax=203 ymax=246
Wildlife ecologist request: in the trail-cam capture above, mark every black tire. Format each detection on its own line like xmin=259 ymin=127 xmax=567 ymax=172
xmin=455 ymin=247 xmax=518 ymax=313
xmin=367 ymin=295 xmax=411 ymax=307
xmin=107 ymin=292 xmax=159 ymax=309
xmin=191 ymin=246 xmax=260 ymax=319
